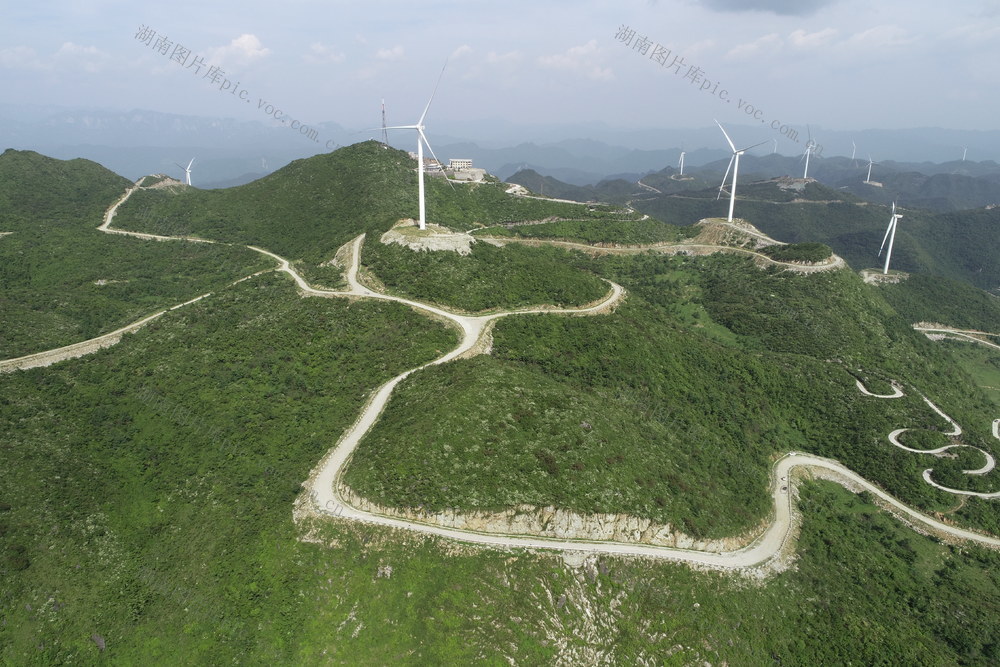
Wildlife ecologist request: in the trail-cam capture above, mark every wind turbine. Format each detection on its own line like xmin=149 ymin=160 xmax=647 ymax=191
xmin=381 ymin=99 xmax=389 ymax=145
xmin=878 ymin=202 xmax=902 ymax=275
xmin=380 ymin=61 xmax=450 ymax=231
xmin=865 ymin=155 xmax=875 ymax=184
xmin=175 ymin=158 xmax=194 ymax=186
xmin=801 ymin=127 xmax=816 ymax=179
xmin=678 ymin=151 xmax=685 ymax=176
xmin=772 ymin=139 xmax=778 ymax=155
xmin=962 ymin=146 xmax=968 ymax=162
xmin=715 ymin=120 xmax=767 ymax=223
xmin=851 ymin=140 xmax=857 ymax=167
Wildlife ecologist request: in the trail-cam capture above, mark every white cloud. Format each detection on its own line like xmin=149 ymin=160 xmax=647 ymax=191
xmin=304 ymin=43 xmax=346 ymax=64
xmin=844 ymin=25 xmax=913 ymax=49
xmin=788 ymin=27 xmax=838 ymax=49
xmin=451 ymin=45 xmax=473 ymax=60
xmin=2 ymin=42 xmax=111 ymax=73
xmin=686 ymin=39 xmax=719 ymax=58
xmin=698 ymin=0 xmax=837 ymax=16
xmin=943 ymin=23 xmax=1000 ymax=45
xmin=375 ymin=45 xmax=404 ymax=61
xmin=726 ymin=33 xmax=782 ymax=59
xmin=538 ymin=40 xmax=613 ymax=81
xmin=487 ymin=50 xmax=521 ymax=65
xmin=0 ymin=46 xmax=45 ymax=70
xmin=205 ymin=34 xmax=271 ymax=66
xmin=54 ymin=42 xmax=112 ymax=73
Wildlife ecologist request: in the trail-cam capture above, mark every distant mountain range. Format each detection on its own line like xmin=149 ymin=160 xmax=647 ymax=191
xmin=509 ymin=152 xmax=1000 ymax=213
xmin=2 ymin=103 xmax=999 ymax=189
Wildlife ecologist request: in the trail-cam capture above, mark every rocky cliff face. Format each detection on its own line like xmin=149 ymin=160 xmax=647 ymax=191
xmin=339 ymin=486 xmax=766 ymax=552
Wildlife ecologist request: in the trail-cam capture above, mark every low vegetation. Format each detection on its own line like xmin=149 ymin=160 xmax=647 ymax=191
xmin=4 ymin=144 xmax=1000 ymax=662
xmin=880 ymin=272 xmax=1000 ymax=332
xmin=0 ymin=150 xmax=270 ymax=358
xmin=361 ymin=240 xmax=608 ymax=312
xmin=759 ymin=242 xmax=833 ymax=263
xmin=346 ymin=251 xmax=1000 ymax=537
xmin=475 ymin=216 xmax=695 ymax=246
xmin=0 ymin=273 xmax=458 ymax=662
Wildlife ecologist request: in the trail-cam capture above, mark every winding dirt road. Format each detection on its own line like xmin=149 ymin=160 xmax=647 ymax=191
xmin=473 ymin=218 xmax=847 ymax=274
xmin=302 ymin=365 xmax=1000 ymax=570
xmin=915 ymin=325 xmax=1000 ymax=352
xmin=2 ymin=183 xmax=256 ymax=372
xmin=5 ymin=181 xmax=999 ymax=572
xmin=881 ymin=392 xmax=999 ymax=494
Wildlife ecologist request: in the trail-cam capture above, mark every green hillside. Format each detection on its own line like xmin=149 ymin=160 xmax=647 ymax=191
xmin=503 ymin=168 xmax=597 ymax=201
xmin=0 ymin=150 xmax=270 ymax=358
xmin=112 ymin=142 xmax=416 ymax=266
xmin=346 ymin=251 xmax=1000 ymax=537
xmin=362 ymin=240 xmax=608 ymax=312
xmin=880 ymin=272 xmax=1000 ymax=332
xmin=111 ymin=142 xmax=636 ymax=289
xmin=3 ymin=144 xmax=1000 ymax=662
xmin=474 ymin=216 xmax=694 ymax=246
xmin=634 ymin=182 xmax=1000 ymax=293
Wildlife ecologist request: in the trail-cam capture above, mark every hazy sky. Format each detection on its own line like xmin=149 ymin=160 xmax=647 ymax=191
xmin=3 ymin=0 xmax=998 ymax=140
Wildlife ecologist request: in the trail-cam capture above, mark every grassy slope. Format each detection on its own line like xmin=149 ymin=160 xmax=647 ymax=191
xmin=0 ymin=150 xmax=270 ymax=358
xmin=473 ymin=217 xmax=695 ymax=245
xmin=115 ymin=141 xmax=640 ymax=298
xmin=361 ymin=240 xmax=608 ymax=312
xmin=635 ymin=187 xmax=1000 ymax=293
xmin=346 ymin=251 xmax=1000 ymax=537
xmin=424 ymin=177 xmax=637 ymax=231
xmin=111 ymin=143 xmax=637 ymax=287
xmin=879 ymin=272 xmax=1000 ymax=333
xmin=4 ymin=146 xmax=1000 ymax=662
xmin=111 ymin=142 xmax=417 ymax=286
xmin=0 ymin=272 xmax=459 ymax=663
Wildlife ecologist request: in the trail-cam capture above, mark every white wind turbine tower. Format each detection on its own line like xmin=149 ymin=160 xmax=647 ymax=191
xmin=381 ymin=99 xmax=389 ymax=145
xmin=962 ymin=146 xmax=968 ymax=161
xmin=878 ymin=201 xmax=902 ymax=275
xmin=865 ymin=155 xmax=875 ymax=184
xmin=801 ymin=127 xmax=816 ymax=179
xmin=678 ymin=151 xmax=685 ymax=176
xmin=715 ymin=120 xmax=767 ymax=223
xmin=175 ymin=158 xmax=194 ymax=186
xmin=772 ymin=139 xmax=778 ymax=155
xmin=380 ymin=62 xmax=450 ymax=231
xmin=851 ymin=140 xmax=858 ymax=167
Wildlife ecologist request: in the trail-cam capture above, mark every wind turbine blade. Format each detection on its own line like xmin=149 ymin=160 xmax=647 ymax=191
xmin=718 ymin=155 xmax=735 ymax=200
xmin=884 ymin=217 xmax=898 ymax=274
xmin=739 ymin=140 xmax=769 ymax=153
xmin=375 ymin=124 xmax=419 ymax=131
xmin=878 ymin=217 xmax=895 ymax=255
xmin=418 ymin=58 xmax=449 ymax=126
xmin=187 ymin=159 xmax=195 ymax=170
xmin=714 ymin=119 xmax=736 ymax=152
xmin=418 ymin=128 xmax=455 ymax=191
